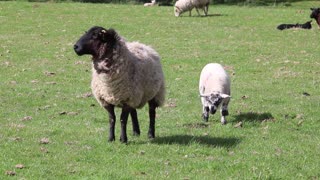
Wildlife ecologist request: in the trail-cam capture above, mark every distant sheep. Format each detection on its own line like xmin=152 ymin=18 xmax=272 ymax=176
xmin=310 ymin=8 xmax=320 ymax=28
xmin=174 ymin=0 xmax=209 ymax=17
xmin=144 ymin=0 xmax=156 ymax=6
xmin=199 ymin=63 xmax=231 ymax=124
xmin=277 ymin=20 xmax=312 ymax=30
xmin=74 ymin=26 xmax=165 ymax=143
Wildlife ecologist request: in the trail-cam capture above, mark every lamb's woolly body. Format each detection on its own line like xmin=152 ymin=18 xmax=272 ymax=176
xmin=91 ymin=38 xmax=165 ymax=109
xmin=199 ymin=63 xmax=231 ymax=124
xmin=199 ymin=63 xmax=230 ymax=99
xmin=174 ymin=0 xmax=209 ymax=16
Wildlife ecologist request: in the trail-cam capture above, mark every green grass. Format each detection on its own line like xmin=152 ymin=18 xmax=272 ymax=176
xmin=1 ymin=1 xmax=320 ymax=179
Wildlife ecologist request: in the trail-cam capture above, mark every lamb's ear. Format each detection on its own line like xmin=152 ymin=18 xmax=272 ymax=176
xmin=220 ymin=94 xmax=231 ymax=99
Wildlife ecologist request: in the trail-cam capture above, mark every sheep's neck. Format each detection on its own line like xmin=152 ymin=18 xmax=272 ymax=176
xmin=92 ymin=44 xmax=115 ymax=74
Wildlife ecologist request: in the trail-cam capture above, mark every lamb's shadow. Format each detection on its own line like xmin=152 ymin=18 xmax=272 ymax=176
xmin=233 ymin=112 xmax=274 ymax=123
xmin=152 ymin=135 xmax=240 ymax=148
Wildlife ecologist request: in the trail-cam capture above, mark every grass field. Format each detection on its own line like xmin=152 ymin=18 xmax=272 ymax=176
xmin=1 ymin=1 xmax=320 ymax=179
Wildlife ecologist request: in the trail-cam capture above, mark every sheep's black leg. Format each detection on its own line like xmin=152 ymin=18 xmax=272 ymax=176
xmin=205 ymin=4 xmax=209 ymax=16
xmin=130 ymin=109 xmax=140 ymax=136
xmin=148 ymin=99 xmax=158 ymax=139
xmin=119 ymin=105 xmax=131 ymax=143
xmin=104 ymin=104 xmax=116 ymax=142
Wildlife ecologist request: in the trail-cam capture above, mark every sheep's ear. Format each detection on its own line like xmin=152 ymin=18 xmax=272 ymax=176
xmin=100 ymin=28 xmax=118 ymax=46
xmin=220 ymin=94 xmax=231 ymax=99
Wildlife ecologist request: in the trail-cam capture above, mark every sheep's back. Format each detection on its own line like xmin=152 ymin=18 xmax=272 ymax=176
xmin=175 ymin=0 xmax=194 ymax=11
xmin=191 ymin=0 xmax=209 ymax=8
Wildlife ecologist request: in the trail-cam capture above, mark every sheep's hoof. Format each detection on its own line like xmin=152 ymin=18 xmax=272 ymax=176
xmin=133 ymin=131 xmax=140 ymax=136
xmin=221 ymin=119 xmax=227 ymax=125
xmin=133 ymin=129 xmax=141 ymax=136
xmin=148 ymin=132 xmax=155 ymax=139
xmin=108 ymin=137 xmax=115 ymax=142
xmin=120 ymin=137 xmax=128 ymax=143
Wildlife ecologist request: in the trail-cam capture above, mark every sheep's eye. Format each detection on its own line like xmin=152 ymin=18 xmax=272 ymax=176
xmin=92 ymin=32 xmax=99 ymax=39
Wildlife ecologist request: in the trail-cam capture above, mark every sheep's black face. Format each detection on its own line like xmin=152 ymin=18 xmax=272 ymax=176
xmin=310 ymin=8 xmax=320 ymax=19
xmin=74 ymin=26 xmax=117 ymax=57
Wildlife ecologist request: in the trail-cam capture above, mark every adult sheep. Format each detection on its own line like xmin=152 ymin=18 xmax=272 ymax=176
xmin=174 ymin=0 xmax=210 ymax=17
xmin=199 ymin=63 xmax=231 ymax=124
xmin=73 ymin=26 xmax=166 ymax=143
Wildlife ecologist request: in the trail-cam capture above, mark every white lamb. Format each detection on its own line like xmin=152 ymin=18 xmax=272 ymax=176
xmin=199 ymin=63 xmax=231 ymax=124
xmin=174 ymin=0 xmax=210 ymax=17
xmin=144 ymin=0 xmax=156 ymax=6
xmin=74 ymin=26 xmax=165 ymax=143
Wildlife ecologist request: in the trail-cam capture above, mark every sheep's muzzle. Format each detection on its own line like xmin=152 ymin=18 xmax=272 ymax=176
xmin=73 ymin=44 xmax=84 ymax=56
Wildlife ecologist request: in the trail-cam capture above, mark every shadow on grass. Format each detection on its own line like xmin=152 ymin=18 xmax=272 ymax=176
xmin=179 ymin=13 xmax=226 ymax=18
xmin=233 ymin=112 xmax=274 ymax=123
xmin=206 ymin=13 xmax=225 ymax=17
xmin=152 ymin=135 xmax=240 ymax=148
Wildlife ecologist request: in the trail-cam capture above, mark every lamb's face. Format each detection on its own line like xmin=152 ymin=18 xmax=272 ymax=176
xmin=74 ymin=26 xmax=117 ymax=57
xmin=205 ymin=94 xmax=223 ymax=114
xmin=202 ymin=93 xmax=230 ymax=114
xmin=310 ymin=8 xmax=320 ymax=19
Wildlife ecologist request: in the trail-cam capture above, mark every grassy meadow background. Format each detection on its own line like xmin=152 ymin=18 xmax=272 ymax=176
xmin=1 ymin=1 xmax=320 ymax=179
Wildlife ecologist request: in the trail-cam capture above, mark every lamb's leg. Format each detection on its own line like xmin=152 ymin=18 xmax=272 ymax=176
xmin=104 ymin=104 xmax=116 ymax=142
xmin=202 ymin=106 xmax=209 ymax=122
xmin=130 ymin=109 xmax=140 ymax=136
xmin=148 ymin=99 xmax=158 ymax=139
xmin=220 ymin=98 xmax=230 ymax=125
xmin=119 ymin=105 xmax=131 ymax=143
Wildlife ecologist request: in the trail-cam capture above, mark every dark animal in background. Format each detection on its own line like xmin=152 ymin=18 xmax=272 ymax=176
xmin=310 ymin=8 xmax=320 ymax=28
xmin=277 ymin=20 xmax=312 ymax=30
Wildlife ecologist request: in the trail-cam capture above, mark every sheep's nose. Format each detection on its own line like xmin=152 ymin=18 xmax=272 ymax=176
xmin=73 ymin=44 xmax=79 ymax=51
xmin=73 ymin=44 xmax=83 ymax=56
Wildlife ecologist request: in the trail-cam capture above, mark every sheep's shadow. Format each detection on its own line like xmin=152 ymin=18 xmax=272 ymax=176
xmin=179 ymin=13 xmax=226 ymax=18
xmin=152 ymin=135 xmax=240 ymax=148
xmin=232 ymin=112 xmax=274 ymax=123
xmin=206 ymin=13 xmax=225 ymax=17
